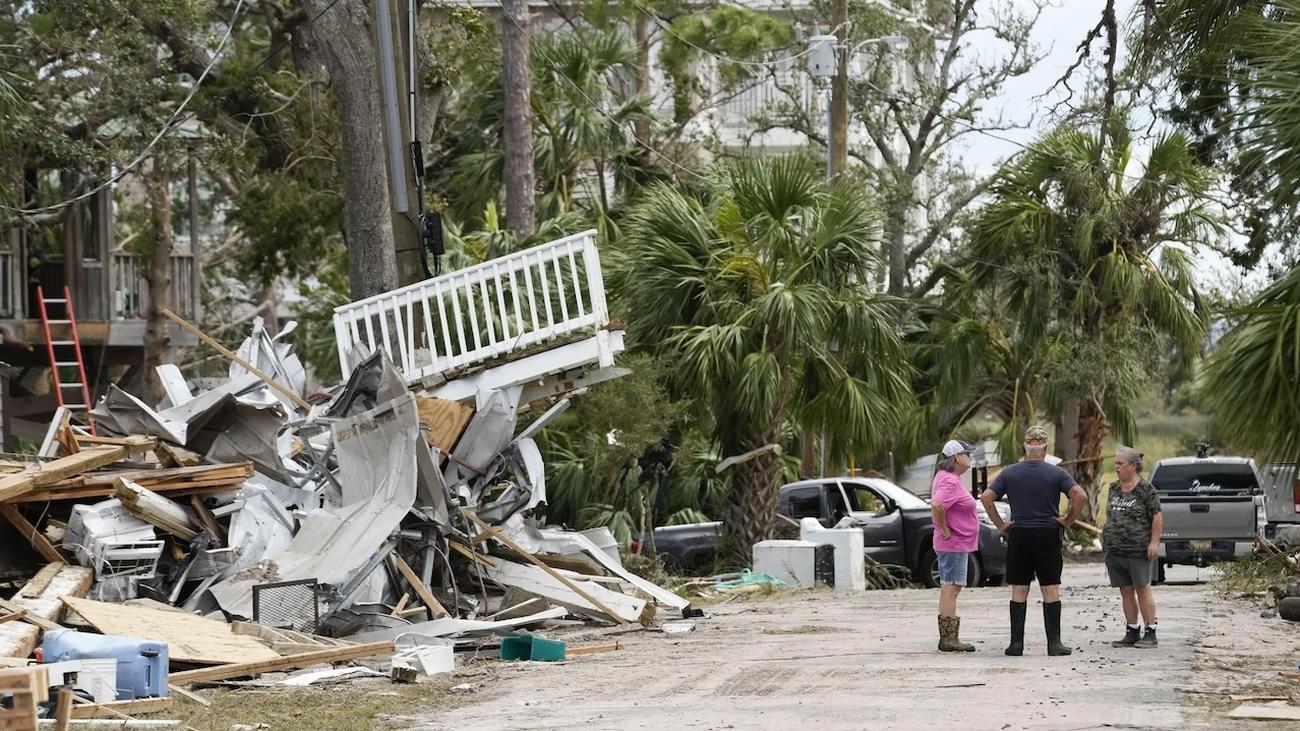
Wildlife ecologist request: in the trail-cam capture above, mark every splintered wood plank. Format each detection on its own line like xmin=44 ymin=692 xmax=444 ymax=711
xmin=30 ymin=446 xmax=128 ymax=488
xmin=0 ymin=504 xmax=65 ymax=564
xmin=62 ymin=597 xmax=281 ymax=666
xmin=0 ymin=565 xmax=93 ymax=659
xmin=68 ymin=697 xmax=174 ymax=719
xmin=20 ymin=563 xmax=65 ymax=598
xmin=168 ymin=641 xmax=395 ymax=685
xmin=391 ymin=555 xmax=448 ymax=618
xmin=74 ymin=435 xmax=158 ymax=452
xmin=415 ymin=397 xmax=473 ymax=453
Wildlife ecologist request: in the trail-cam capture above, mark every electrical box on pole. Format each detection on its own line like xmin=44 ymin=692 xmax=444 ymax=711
xmin=808 ymin=35 xmax=838 ymax=78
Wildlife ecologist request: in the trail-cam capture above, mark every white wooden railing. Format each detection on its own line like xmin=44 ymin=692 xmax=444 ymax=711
xmin=333 ymin=229 xmax=610 ymax=385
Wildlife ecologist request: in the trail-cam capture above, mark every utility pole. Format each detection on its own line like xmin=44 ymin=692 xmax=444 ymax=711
xmin=375 ymin=0 xmax=424 ymax=286
xmin=830 ymin=0 xmax=849 ymax=180
xmin=502 ymin=0 xmax=536 ymax=239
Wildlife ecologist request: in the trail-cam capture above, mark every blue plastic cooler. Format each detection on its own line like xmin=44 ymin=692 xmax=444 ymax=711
xmin=40 ymin=628 xmax=168 ymax=700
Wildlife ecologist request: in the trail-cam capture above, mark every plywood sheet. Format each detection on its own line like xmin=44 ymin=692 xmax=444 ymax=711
xmin=416 ymin=397 xmax=473 ymax=453
xmin=62 ymin=597 xmax=280 ymax=666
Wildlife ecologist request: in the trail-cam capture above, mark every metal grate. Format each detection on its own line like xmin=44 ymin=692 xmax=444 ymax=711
xmin=252 ymin=579 xmax=324 ymax=633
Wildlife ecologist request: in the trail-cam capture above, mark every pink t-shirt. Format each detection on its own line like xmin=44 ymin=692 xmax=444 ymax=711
xmin=931 ymin=470 xmax=979 ymax=553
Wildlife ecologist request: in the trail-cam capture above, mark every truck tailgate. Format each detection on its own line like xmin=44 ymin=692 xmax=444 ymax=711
xmin=1160 ymin=495 xmax=1257 ymax=540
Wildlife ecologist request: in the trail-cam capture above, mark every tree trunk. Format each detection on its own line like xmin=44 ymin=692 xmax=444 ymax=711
xmin=884 ymin=179 xmax=914 ymax=295
xmin=829 ymin=0 xmax=848 ymax=178
xmin=143 ymin=154 xmax=174 ymax=406
xmin=1074 ymin=396 xmax=1107 ymax=525
xmin=724 ymin=427 xmax=783 ymax=566
xmin=304 ymin=0 xmax=398 ymax=301
xmin=633 ymin=13 xmax=651 ymax=143
xmin=501 ymin=0 xmax=536 ymax=239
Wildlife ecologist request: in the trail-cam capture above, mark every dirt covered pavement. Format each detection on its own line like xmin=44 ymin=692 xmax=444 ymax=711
xmin=409 ymin=563 xmax=1300 ymax=731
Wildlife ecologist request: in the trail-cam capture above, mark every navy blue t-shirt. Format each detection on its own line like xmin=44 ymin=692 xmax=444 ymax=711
xmin=989 ymin=460 xmax=1078 ymax=528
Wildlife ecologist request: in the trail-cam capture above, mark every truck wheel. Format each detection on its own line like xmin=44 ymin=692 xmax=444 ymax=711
xmin=1278 ymin=596 xmax=1300 ymax=622
xmin=920 ymin=549 xmax=940 ymax=588
xmin=1154 ymin=562 xmax=1166 ymax=585
xmin=984 ymin=574 xmax=1005 ymax=587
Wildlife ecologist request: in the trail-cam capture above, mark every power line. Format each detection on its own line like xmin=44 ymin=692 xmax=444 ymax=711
xmin=3 ymin=0 xmax=351 ymax=218
xmin=1 ymin=0 xmax=248 ymax=216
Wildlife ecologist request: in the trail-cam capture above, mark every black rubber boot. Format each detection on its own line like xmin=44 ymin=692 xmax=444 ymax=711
xmin=1044 ymin=601 xmax=1072 ymax=656
xmin=1005 ymin=600 xmax=1026 ymax=656
xmin=1135 ymin=627 xmax=1158 ymax=648
xmin=1111 ymin=625 xmax=1140 ymax=647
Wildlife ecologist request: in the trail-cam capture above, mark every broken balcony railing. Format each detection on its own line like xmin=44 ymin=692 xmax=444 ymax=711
xmin=333 ymin=229 xmax=618 ymax=389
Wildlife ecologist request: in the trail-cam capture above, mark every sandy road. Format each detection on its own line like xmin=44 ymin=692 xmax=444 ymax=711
xmin=406 ymin=563 xmax=1299 ymax=731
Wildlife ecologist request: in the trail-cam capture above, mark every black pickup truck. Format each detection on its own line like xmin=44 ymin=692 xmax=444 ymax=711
xmin=645 ymin=476 xmax=1009 ymax=587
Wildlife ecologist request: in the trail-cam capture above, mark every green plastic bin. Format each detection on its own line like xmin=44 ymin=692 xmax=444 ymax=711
xmin=500 ymin=635 xmax=567 ymax=662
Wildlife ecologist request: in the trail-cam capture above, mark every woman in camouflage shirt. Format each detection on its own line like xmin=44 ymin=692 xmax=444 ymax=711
xmin=1102 ymin=446 xmax=1162 ymax=648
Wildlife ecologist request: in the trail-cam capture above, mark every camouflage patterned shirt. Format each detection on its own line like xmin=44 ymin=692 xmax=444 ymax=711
xmin=1102 ymin=479 xmax=1162 ymax=558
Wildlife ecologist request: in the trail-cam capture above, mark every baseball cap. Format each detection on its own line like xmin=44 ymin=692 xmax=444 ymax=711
xmin=941 ymin=439 xmax=975 ymax=458
xmin=1024 ymin=425 xmax=1049 ymax=443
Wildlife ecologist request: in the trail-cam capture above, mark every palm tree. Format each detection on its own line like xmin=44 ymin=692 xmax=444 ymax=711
xmin=1145 ymin=0 xmax=1300 ymax=465
xmin=964 ymin=123 xmax=1222 ymax=521
xmin=618 ymin=155 xmax=913 ymax=553
xmin=436 ymin=26 xmax=664 ymax=229
xmin=1200 ymin=266 xmax=1300 ymax=463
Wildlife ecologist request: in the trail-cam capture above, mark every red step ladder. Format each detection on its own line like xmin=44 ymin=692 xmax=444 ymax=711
xmin=36 ymin=285 xmax=96 ymax=434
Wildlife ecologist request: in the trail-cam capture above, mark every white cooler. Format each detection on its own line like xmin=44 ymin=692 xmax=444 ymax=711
xmin=799 ymin=518 xmax=866 ymax=591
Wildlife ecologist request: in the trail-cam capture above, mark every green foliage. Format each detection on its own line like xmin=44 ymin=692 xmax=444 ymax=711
xmin=1200 ymin=266 xmax=1300 ymax=462
xmin=1144 ymin=0 xmax=1300 ymax=269
xmin=533 ymin=353 xmax=689 ymax=542
xmin=619 ymin=154 xmax=913 ymax=467
xmin=921 ymin=122 xmax=1222 ymax=480
xmin=290 ymin=244 xmax=351 ymax=385
xmin=228 ymin=171 xmax=344 ymax=286
xmin=432 ymin=24 xmax=664 ymax=229
xmin=658 ymin=5 xmax=794 ymax=125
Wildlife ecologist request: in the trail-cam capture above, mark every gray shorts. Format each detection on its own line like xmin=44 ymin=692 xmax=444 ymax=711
xmin=1106 ymin=554 xmax=1155 ymax=587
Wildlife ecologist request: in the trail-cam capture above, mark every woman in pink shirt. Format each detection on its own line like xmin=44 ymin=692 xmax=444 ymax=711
xmin=931 ymin=439 xmax=978 ymax=652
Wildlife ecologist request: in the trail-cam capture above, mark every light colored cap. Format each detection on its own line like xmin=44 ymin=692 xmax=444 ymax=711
xmin=941 ymin=439 xmax=975 ymax=458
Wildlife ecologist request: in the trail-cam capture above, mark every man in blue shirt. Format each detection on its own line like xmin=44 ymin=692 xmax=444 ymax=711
xmin=980 ymin=425 xmax=1088 ymax=656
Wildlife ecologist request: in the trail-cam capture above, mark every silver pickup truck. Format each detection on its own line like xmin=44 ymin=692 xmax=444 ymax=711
xmin=1150 ymin=454 xmax=1266 ymax=572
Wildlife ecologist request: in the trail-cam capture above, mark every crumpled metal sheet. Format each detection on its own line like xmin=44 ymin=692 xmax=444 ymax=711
xmin=208 ymin=392 xmax=419 ymax=617
xmin=442 ymin=389 xmax=516 ymax=492
xmin=225 ymin=484 xmax=296 ymax=571
xmin=231 ymin=317 xmax=307 ymax=411
xmin=89 ymin=386 xmax=187 ymax=444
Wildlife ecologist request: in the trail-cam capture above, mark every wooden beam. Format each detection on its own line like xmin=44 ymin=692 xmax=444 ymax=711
xmin=53 ymin=687 xmax=73 ymax=730
xmin=168 ymin=641 xmax=395 ymax=685
xmin=391 ymin=555 xmax=448 ymax=618
xmin=31 ymin=446 xmax=128 ymax=487
xmin=20 ymin=563 xmax=65 ymax=598
xmin=448 ymin=540 xmax=495 ymax=567
xmin=68 ymin=697 xmax=174 ymax=720
xmin=0 ymin=504 xmax=65 ymax=564
xmin=566 ymin=642 xmax=621 ymax=656
xmin=0 ymin=598 xmax=61 ymax=632
xmin=463 ymin=511 xmax=628 ymax=625
xmin=75 ymin=435 xmax=157 ymax=452
xmin=167 ymin=684 xmax=210 ymax=707
xmin=0 ymin=611 xmax=25 ymax=625
xmin=161 ymin=308 xmax=312 ymax=410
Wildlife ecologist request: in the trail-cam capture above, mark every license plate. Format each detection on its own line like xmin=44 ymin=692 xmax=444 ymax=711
xmin=1191 ymin=540 xmax=1212 ymax=551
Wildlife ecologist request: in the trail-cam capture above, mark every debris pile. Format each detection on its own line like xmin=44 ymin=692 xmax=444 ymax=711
xmin=0 ymin=315 xmax=689 ymax=724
